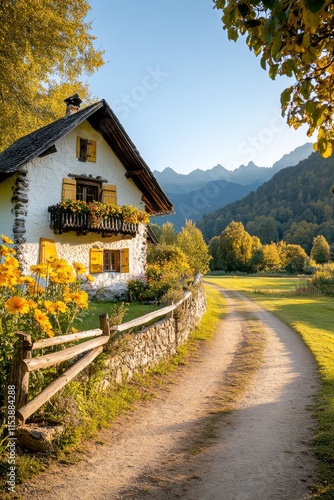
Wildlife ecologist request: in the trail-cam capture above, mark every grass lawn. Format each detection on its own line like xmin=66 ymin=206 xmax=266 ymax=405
xmin=205 ymin=275 xmax=334 ymax=499
xmin=73 ymin=300 xmax=161 ymax=332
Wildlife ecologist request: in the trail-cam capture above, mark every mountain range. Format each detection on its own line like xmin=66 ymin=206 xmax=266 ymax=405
xmin=153 ymin=143 xmax=314 ymax=230
xmin=196 ymin=150 xmax=334 ymax=253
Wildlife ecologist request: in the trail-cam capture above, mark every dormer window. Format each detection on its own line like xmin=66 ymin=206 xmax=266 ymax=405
xmin=76 ymin=136 xmax=96 ymax=162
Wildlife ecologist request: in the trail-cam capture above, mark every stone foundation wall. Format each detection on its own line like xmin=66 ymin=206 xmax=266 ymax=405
xmin=98 ymin=284 xmax=207 ymax=389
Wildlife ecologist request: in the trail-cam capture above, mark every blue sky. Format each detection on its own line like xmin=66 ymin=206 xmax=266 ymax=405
xmin=86 ymin=1 xmax=313 ymax=174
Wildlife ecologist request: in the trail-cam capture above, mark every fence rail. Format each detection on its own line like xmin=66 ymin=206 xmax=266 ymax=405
xmin=9 ymin=290 xmax=193 ymax=424
xmin=115 ymin=291 xmax=192 ymax=332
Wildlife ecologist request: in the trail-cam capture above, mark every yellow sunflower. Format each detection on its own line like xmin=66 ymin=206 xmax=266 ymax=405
xmin=72 ymin=262 xmax=87 ymax=275
xmin=1 ymin=235 xmax=14 ymax=244
xmin=5 ymin=296 xmax=30 ymax=315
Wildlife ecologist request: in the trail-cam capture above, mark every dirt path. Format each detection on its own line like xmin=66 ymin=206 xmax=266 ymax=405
xmin=18 ymin=286 xmax=319 ymax=500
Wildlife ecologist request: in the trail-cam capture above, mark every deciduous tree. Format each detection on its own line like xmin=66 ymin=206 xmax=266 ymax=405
xmin=284 ymin=220 xmax=318 ymax=253
xmin=177 ymin=221 xmax=212 ymax=275
xmin=282 ymin=243 xmax=308 ymax=273
xmin=147 ymin=243 xmax=190 ymax=278
xmin=208 ymin=236 xmax=221 ymax=271
xmin=151 ymin=221 xmax=178 ymax=245
xmin=214 ymin=0 xmax=334 ymax=157
xmin=0 ymin=0 xmax=104 ymax=150
xmin=261 ymin=242 xmax=283 ymax=270
xmin=218 ymin=221 xmax=261 ymax=272
xmin=246 ymin=216 xmax=280 ymax=244
xmin=310 ymin=234 xmax=330 ymax=263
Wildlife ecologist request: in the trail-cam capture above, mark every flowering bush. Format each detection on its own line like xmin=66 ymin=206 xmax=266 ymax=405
xmin=127 ymin=244 xmax=190 ymax=303
xmin=57 ymin=200 xmax=150 ymax=226
xmin=0 ymin=235 xmax=94 ymax=412
xmin=127 ymin=264 xmax=181 ymax=303
xmin=126 ymin=275 xmax=148 ymax=302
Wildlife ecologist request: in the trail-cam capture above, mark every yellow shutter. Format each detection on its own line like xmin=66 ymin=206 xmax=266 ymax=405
xmin=114 ymin=251 xmax=121 ymax=272
xmin=87 ymin=140 xmax=96 ymax=162
xmin=39 ymin=238 xmax=58 ymax=264
xmin=121 ymin=248 xmax=130 ymax=273
xmin=89 ymin=248 xmax=103 ymax=274
xmin=102 ymin=184 xmax=117 ymax=205
xmin=76 ymin=136 xmax=81 ymax=158
xmin=62 ymin=178 xmax=77 ymax=200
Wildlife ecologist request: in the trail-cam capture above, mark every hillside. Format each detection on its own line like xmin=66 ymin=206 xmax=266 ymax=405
xmin=153 ymin=179 xmax=260 ymax=230
xmin=153 ymin=143 xmax=314 ymax=230
xmin=196 ymin=152 xmax=334 ymax=254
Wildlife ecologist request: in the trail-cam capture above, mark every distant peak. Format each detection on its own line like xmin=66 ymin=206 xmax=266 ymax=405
xmin=161 ymin=167 xmax=177 ymax=173
xmin=237 ymin=161 xmax=261 ymax=170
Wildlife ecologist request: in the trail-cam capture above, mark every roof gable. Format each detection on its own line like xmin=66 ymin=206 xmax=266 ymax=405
xmin=0 ymin=99 xmax=173 ymax=216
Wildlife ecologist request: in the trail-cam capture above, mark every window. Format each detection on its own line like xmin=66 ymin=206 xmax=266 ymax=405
xmin=103 ymin=250 xmax=121 ymax=272
xmin=76 ymin=181 xmax=100 ymax=203
xmin=89 ymin=248 xmax=130 ymax=274
xmin=76 ymin=136 xmax=96 ymax=163
xmin=61 ymin=178 xmax=117 ymax=204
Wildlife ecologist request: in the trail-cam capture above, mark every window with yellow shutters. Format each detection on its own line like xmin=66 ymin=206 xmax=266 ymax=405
xmin=89 ymin=248 xmax=130 ymax=273
xmin=62 ymin=177 xmax=103 ymax=202
xmin=76 ymin=136 xmax=96 ymax=163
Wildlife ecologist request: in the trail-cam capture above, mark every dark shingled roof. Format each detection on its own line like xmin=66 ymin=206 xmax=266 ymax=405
xmin=0 ymin=99 xmax=174 ymax=216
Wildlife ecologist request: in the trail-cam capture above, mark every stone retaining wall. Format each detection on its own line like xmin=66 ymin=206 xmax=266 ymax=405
xmin=98 ymin=284 xmax=207 ymax=389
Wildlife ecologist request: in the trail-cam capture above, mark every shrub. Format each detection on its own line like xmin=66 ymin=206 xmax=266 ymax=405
xmin=127 ymin=264 xmax=182 ymax=303
xmin=310 ymin=267 xmax=334 ymax=295
xmin=283 ymin=244 xmax=308 ymax=274
xmin=126 ymin=275 xmax=148 ymax=302
xmin=127 ymin=243 xmax=189 ymax=303
xmin=147 ymin=243 xmax=190 ymax=277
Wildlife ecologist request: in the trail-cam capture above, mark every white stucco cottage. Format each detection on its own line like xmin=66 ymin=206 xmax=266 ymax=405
xmin=0 ymin=94 xmax=173 ymax=298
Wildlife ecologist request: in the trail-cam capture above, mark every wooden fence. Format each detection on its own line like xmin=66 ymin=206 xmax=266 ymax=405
xmin=9 ymin=291 xmax=192 ymax=424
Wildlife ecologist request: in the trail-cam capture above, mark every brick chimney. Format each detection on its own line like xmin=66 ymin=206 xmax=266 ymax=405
xmin=64 ymin=93 xmax=82 ymax=115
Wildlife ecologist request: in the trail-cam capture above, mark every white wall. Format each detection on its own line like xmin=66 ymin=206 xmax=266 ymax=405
xmin=16 ymin=120 xmax=149 ymax=287
xmin=25 ymin=120 xmax=146 ymax=242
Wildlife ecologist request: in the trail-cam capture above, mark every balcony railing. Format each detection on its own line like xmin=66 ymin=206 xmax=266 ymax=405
xmin=48 ymin=205 xmax=139 ymax=237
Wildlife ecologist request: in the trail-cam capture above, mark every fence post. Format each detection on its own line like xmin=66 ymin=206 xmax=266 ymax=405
xmin=167 ymin=299 xmax=174 ymax=319
xmin=99 ymin=313 xmax=110 ymax=342
xmin=9 ymin=332 xmax=33 ymax=422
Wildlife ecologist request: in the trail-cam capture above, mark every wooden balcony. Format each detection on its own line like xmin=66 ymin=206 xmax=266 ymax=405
xmin=48 ymin=205 xmax=138 ymax=237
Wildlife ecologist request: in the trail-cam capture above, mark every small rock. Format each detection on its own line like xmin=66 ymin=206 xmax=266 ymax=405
xmin=16 ymin=423 xmax=64 ymax=453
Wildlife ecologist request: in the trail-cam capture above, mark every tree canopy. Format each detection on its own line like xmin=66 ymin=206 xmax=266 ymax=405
xmin=310 ymin=234 xmax=331 ymax=263
xmin=217 ymin=221 xmax=261 ymax=272
xmin=214 ymin=0 xmax=334 ymax=157
xmin=0 ymin=0 xmax=104 ymax=150
xmin=151 ymin=221 xmax=211 ymax=276
xmin=177 ymin=221 xmax=212 ymax=275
